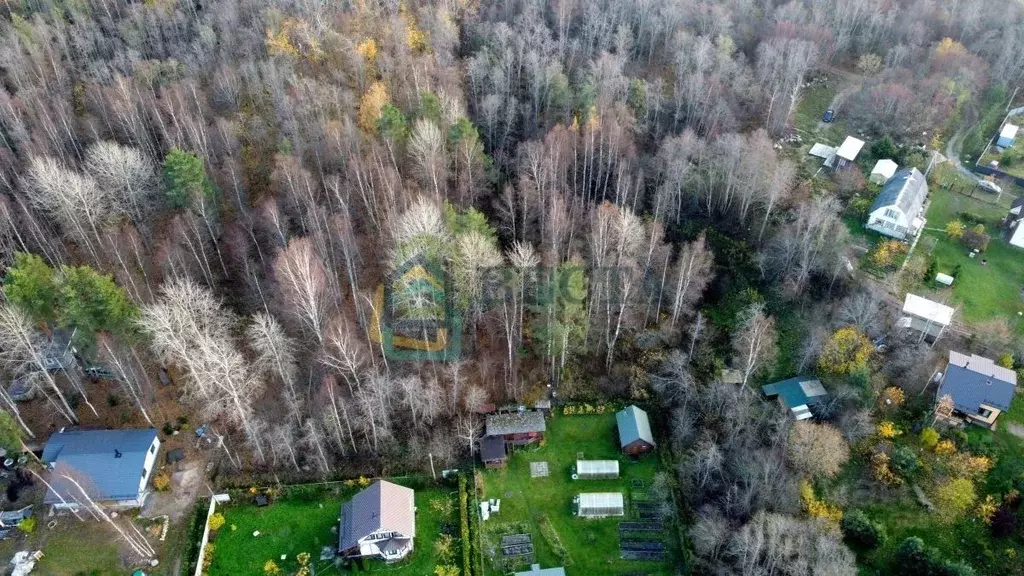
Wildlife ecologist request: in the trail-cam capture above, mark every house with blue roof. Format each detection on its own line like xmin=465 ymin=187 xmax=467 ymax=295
xmin=42 ymin=428 xmax=160 ymax=510
xmin=762 ymin=376 xmax=830 ymax=420
xmin=937 ymin=351 xmax=1017 ymax=429
xmin=616 ymin=405 xmax=655 ymax=455
xmin=865 ymin=167 xmax=928 ymax=240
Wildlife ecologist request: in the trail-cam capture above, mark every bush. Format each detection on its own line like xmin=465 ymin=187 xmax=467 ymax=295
xmin=893 ymin=537 xmax=977 ymax=576
xmin=891 ymin=446 xmax=919 ymax=476
xmin=17 ymin=516 xmax=36 ymax=534
xmin=208 ymin=512 xmax=226 ymax=532
xmin=841 ymin=509 xmax=885 ymax=549
xmin=920 ymin=428 xmax=940 ymax=449
xmin=153 ymin=472 xmax=171 ymax=492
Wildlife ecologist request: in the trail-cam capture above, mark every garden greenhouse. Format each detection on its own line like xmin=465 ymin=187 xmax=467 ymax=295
xmin=575 ymin=492 xmax=625 ymax=518
xmin=575 ymin=460 xmax=620 ymax=480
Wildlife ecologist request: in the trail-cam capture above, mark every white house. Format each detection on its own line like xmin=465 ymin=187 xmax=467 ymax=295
xmin=41 ymin=428 xmax=160 ymax=510
xmin=339 ymin=480 xmax=416 ymax=562
xmin=900 ymin=294 xmax=954 ymax=340
xmin=869 ymin=159 xmax=898 ymax=185
xmin=833 ymin=136 xmax=865 ymax=169
xmin=866 ymin=168 xmax=928 ymax=239
xmin=1009 ymin=218 xmax=1024 ymax=248
xmin=998 ymin=123 xmax=1018 ymax=148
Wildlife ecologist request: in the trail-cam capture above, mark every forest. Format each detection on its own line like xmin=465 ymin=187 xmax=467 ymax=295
xmin=0 ymin=0 xmax=1023 ymax=574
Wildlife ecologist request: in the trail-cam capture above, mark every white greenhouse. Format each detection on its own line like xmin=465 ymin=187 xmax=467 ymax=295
xmin=575 ymin=460 xmax=620 ymax=480
xmin=575 ymin=492 xmax=624 ymax=518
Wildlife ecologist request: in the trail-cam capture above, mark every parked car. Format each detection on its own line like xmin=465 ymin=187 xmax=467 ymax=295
xmin=977 ymin=179 xmax=1002 ymax=194
xmin=822 ymin=109 xmax=835 ymax=123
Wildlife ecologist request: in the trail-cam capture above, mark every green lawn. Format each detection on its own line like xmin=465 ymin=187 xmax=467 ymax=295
xmin=478 ymin=413 xmax=674 ymax=575
xmin=793 ymin=77 xmax=845 ymax=144
xmin=209 ymin=482 xmax=459 ymax=576
xmin=918 ymin=165 xmax=1024 ymax=328
xmin=27 ymin=524 xmax=122 ymax=576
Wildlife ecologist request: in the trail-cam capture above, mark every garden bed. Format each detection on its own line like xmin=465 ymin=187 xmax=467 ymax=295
xmin=478 ymin=413 xmax=674 ymax=575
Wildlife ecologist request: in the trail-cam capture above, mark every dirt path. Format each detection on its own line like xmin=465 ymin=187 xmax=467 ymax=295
xmin=816 ymin=68 xmax=863 ymax=131
xmin=944 ymin=103 xmax=981 ymax=183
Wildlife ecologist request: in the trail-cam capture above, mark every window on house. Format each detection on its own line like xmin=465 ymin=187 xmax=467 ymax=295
xmin=979 ymin=408 xmax=993 ymax=418
xmin=884 ymin=208 xmax=899 ymax=219
xmin=149 ymin=444 xmax=156 ymax=454
xmin=142 ymin=467 xmax=148 ymax=478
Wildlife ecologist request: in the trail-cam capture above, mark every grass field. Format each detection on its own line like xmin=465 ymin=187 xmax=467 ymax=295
xmin=209 ymin=481 xmax=459 ymax=576
xmin=918 ymin=165 xmax=1024 ymax=329
xmin=478 ymin=412 xmax=674 ymax=575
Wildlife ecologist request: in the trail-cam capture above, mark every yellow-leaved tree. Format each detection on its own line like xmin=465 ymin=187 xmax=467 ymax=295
xmin=818 ymin=326 xmax=873 ymax=375
xmin=359 ymin=82 xmax=390 ymax=132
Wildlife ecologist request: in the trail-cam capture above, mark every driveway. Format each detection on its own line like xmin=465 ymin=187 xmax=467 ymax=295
xmin=142 ymin=461 xmax=206 ymax=522
xmin=944 ymin=104 xmax=982 ymax=184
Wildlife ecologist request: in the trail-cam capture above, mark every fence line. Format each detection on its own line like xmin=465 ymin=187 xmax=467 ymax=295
xmin=193 ymin=494 xmax=229 ymax=576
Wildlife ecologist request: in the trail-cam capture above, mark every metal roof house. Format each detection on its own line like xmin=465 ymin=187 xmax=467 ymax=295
xmin=870 ymin=159 xmax=898 ymax=185
xmin=762 ymin=376 xmax=830 ymax=420
xmin=998 ymin=123 xmax=1018 ymax=148
xmin=339 ymin=480 xmax=416 ymax=562
xmin=832 ymin=136 xmax=865 ymax=169
xmin=616 ymin=405 xmax=655 ymax=455
xmin=866 ymin=167 xmax=928 ymax=240
xmin=479 ymin=435 xmax=507 ymax=468
xmin=575 ymin=460 xmax=619 ymax=480
xmin=575 ymin=492 xmax=624 ymax=518
xmin=486 ymin=411 xmax=546 ymax=446
xmin=514 ymin=564 xmax=566 ymax=576
xmin=900 ymin=294 xmax=954 ymax=340
xmin=937 ymin=351 xmax=1017 ymax=429
xmin=41 ymin=428 xmax=160 ymax=510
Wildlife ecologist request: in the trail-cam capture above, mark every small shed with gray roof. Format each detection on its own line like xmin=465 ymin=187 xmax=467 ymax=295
xmin=339 ymin=480 xmax=416 ymax=562
xmin=616 ymin=405 xmax=655 ymax=455
xmin=866 ymin=167 xmax=929 ymax=240
xmin=42 ymin=428 xmax=160 ymax=509
xmin=486 ymin=411 xmax=546 ymax=446
xmin=938 ymin=351 xmax=1017 ymax=429
xmin=762 ymin=376 xmax=830 ymax=420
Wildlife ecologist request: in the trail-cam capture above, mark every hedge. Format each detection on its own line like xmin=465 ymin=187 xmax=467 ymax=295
xmin=459 ymin=475 xmax=472 ymax=576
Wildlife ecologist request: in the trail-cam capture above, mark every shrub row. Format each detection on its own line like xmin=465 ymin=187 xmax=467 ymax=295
xmin=458 ymin=475 xmax=473 ymax=576
xmin=536 ymin=514 xmax=572 ymax=566
xmin=561 ymin=402 xmax=618 ymax=415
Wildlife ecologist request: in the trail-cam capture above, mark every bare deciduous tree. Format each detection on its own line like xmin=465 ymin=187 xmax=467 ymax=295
xmin=274 ymin=237 xmax=330 ymax=343
xmin=732 ymin=303 xmax=777 ymax=391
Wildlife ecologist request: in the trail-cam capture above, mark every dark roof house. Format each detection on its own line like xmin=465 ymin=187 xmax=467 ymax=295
xmin=42 ymin=429 xmax=160 ymax=508
xmin=938 ymin=351 xmax=1017 ymax=429
xmin=762 ymin=376 xmax=830 ymax=420
xmin=486 ymin=411 xmax=546 ymax=445
xmin=616 ymin=405 xmax=655 ymax=455
xmin=479 ymin=435 xmax=507 ymax=468
xmin=339 ymin=480 xmax=416 ymax=562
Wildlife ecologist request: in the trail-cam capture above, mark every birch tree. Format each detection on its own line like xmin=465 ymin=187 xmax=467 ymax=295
xmin=0 ymin=304 xmax=77 ymax=423
xmin=274 ymin=237 xmax=330 ymax=343
xmin=732 ymin=303 xmax=777 ymax=391
xmin=247 ymin=313 xmax=301 ymax=425
xmin=141 ymin=279 xmax=267 ymax=462
xmin=84 ymin=141 xmax=157 ymax=228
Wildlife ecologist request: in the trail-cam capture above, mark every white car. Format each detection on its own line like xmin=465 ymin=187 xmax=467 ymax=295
xmin=977 ymin=180 xmax=1002 ymax=194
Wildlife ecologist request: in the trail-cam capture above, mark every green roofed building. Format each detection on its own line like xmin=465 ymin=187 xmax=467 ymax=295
xmin=616 ymin=405 xmax=655 ymax=455
xmin=761 ymin=376 xmax=830 ymax=420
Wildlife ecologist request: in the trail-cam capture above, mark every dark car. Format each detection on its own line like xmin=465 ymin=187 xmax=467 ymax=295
xmin=822 ymin=109 xmax=836 ymax=123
